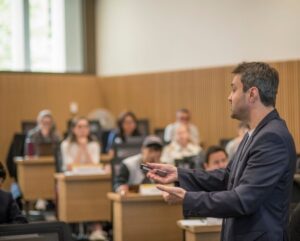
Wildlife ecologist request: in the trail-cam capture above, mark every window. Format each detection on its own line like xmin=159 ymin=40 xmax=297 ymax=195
xmin=0 ymin=0 xmax=12 ymax=70
xmin=0 ymin=0 xmax=86 ymax=73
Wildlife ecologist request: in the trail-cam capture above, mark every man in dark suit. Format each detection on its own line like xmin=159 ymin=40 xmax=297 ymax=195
xmin=147 ymin=62 xmax=297 ymax=241
xmin=0 ymin=162 xmax=27 ymax=224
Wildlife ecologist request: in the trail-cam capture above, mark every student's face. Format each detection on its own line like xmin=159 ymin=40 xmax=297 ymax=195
xmin=175 ymin=125 xmax=190 ymax=145
xmin=142 ymin=148 xmax=162 ymax=163
xmin=204 ymin=151 xmax=228 ymax=171
xmin=40 ymin=116 xmax=53 ymax=132
xmin=176 ymin=112 xmax=190 ymax=124
xmin=73 ymin=119 xmax=90 ymax=139
xmin=228 ymin=75 xmax=249 ymax=121
xmin=122 ymin=115 xmax=137 ymax=135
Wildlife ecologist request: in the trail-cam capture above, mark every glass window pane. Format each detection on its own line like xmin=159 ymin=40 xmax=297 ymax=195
xmin=29 ymin=0 xmax=52 ymax=72
xmin=0 ymin=0 xmax=12 ymax=70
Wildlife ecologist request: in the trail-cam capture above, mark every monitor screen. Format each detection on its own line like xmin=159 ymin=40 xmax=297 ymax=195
xmin=0 ymin=222 xmax=72 ymax=241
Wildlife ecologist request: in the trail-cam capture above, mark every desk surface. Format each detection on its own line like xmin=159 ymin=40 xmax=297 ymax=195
xmin=177 ymin=221 xmax=222 ymax=233
xmin=55 ymin=172 xmax=111 ymax=181
xmin=107 ymin=192 xmax=168 ymax=202
xmin=15 ymin=156 xmax=54 ymax=165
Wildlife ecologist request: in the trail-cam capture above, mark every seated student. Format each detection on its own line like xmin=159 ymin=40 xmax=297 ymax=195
xmin=115 ymin=135 xmax=163 ymax=194
xmin=61 ymin=117 xmax=101 ymax=171
xmin=60 ymin=117 xmax=105 ymax=240
xmin=106 ymin=111 xmax=141 ymax=154
xmin=25 ymin=109 xmax=61 ymax=156
xmin=0 ymin=162 xmax=27 ymax=224
xmin=203 ymin=145 xmax=229 ymax=171
xmin=225 ymin=122 xmax=249 ymax=161
xmin=161 ymin=124 xmax=201 ymax=165
xmin=164 ymin=108 xmax=200 ymax=144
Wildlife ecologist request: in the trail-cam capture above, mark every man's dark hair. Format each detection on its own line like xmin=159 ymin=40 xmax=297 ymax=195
xmin=0 ymin=162 xmax=7 ymax=181
xmin=205 ymin=146 xmax=228 ymax=164
xmin=232 ymin=62 xmax=279 ymax=107
xmin=145 ymin=144 xmax=163 ymax=152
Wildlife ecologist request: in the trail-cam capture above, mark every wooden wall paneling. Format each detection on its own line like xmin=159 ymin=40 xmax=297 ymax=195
xmin=0 ymin=73 xmax=103 ymax=189
xmin=98 ymin=60 xmax=300 ymax=152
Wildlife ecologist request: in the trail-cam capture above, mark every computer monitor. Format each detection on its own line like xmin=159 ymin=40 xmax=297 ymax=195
xmin=0 ymin=222 xmax=72 ymax=241
xmin=126 ymin=136 xmax=144 ymax=145
xmin=114 ymin=142 xmax=142 ymax=160
xmin=36 ymin=143 xmax=55 ymax=156
xmin=296 ymin=153 xmax=300 ymax=174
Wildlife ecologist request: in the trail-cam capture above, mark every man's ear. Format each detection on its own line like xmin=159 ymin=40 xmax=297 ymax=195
xmin=249 ymin=87 xmax=259 ymax=104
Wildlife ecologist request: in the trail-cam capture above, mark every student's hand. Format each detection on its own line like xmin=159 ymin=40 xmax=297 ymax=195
xmin=146 ymin=163 xmax=178 ymax=184
xmin=157 ymin=185 xmax=186 ymax=205
xmin=78 ymin=138 xmax=88 ymax=146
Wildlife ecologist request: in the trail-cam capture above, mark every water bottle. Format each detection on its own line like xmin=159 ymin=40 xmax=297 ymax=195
xmin=25 ymin=138 xmax=36 ymax=158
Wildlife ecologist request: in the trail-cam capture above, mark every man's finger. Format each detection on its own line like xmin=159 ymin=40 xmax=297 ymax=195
xmin=156 ymin=184 xmax=175 ymax=193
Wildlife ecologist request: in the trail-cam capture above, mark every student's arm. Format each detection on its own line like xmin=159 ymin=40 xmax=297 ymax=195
xmin=178 ymin=164 xmax=231 ymax=192
xmin=61 ymin=141 xmax=73 ymax=171
xmin=114 ymin=164 xmax=130 ymax=193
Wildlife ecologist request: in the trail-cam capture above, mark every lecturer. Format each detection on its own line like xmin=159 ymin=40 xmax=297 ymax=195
xmin=147 ymin=62 xmax=297 ymax=241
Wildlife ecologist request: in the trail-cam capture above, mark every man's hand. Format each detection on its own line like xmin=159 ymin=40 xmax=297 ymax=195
xmin=146 ymin=163 xmax=178 ymax=184
xmin=157 ymin=185 xmax=186 ymax=205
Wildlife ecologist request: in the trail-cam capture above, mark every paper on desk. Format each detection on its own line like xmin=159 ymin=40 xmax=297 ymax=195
xmin=65 ymin=169 xmax=106 ymax=176
xmin=178 ymin=218 xmax=222 ymax=227
xmin=178 ymin=219 xmax=207 ymax=226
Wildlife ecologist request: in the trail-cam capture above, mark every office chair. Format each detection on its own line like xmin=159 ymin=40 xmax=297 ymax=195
xmin=137 ymin=119 xmax=150 ymax=136
xmin=111 ymin=142 xmax=142 ymax=190
xmin=175 ymin=156 xmax=197 ymax=170
xmin=21 ymin=120 xmax=37 ymax=134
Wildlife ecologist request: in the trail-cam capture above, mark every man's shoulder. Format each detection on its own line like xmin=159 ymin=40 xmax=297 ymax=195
xmin=123 ymin=154 xmax=142 ymax=166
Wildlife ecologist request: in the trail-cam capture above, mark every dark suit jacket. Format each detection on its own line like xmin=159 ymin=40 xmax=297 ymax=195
xmin=178 ymin=110 xmax=296 ymax=241
xmin=0 ymin=189 xmax=27 ymax=224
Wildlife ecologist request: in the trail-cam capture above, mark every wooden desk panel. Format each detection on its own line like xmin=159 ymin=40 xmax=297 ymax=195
xmin=55 ymin=173 xmax=111 ymax=223
xmin=16 ymin=157 xmax=55 ymax=201
xmin=177 ymin=221 xmax=221 ymax=241
xmin=108 ymin=192 xmax=182 ymax=241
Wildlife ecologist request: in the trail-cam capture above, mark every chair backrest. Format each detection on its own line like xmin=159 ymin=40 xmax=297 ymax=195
xmin=175 ymin=156 xmax=197 ymax=169
xmin=88 ymin=120 xmax=102 ymax=142
xmin=137 ymin=119 xmax=150 ymax=136
xmin=114 ymin=142 xmax=143 ymax=160
xmin=111 ymin=142 xmax=142 ymax=190
xmin=154 ymin=128 xmax=165 ymax=143
xmin=21 ymin=121 xmax=37 ymax=134
xmin=54 ymin=143 xmax=63 ymax=173
xmin=219 ymin=138 xmax=232 ymax=149
xmin=296 ymin=153 xmax=300 ymax=174
xmin=6 ymin=133 xmax=26 ymax=179
xmin=0 ymin=221 xmax=73 ymax=241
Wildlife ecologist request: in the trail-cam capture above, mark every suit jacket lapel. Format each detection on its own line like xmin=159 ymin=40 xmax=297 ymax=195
xmin=229 ymin=109 xmax=280 ymax=188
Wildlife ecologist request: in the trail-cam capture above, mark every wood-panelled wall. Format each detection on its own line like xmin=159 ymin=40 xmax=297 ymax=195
xmin=1 ymin=60 xmax=299 ymax=188
xmin=0 ymin=73 xmax=102 ymax=188
xmin=98 ymin=60 xmax=300 ymax=152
